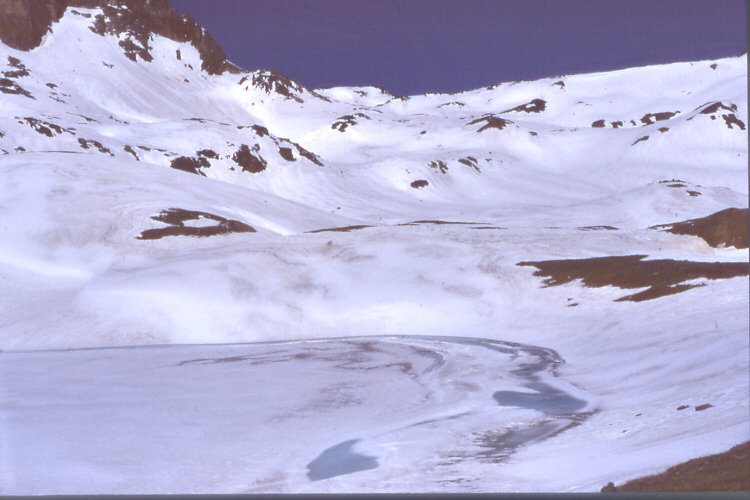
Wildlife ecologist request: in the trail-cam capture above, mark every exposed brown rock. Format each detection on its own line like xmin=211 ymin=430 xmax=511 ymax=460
xmin=437 ymin=101 xmax=465 ymax=108
xmin=170 ymin=155 xmax=208 ymax=176
xmin=428 ymin=160 xmax=448 ymax=174
xmin=250 ymin=124 xmax=269 ymax=137
xmin=307 ymin=225 xmax=372 ymax=234
xmin=278 ymin=147 xmax=294 ymax=161
xmin=650 ymin=208 xmax=749 ymax=249
xmin=502 ymin=98 xmax=546 ymax=114
xmin=410 ymin=180 xmax=429 ymax=188
xmin=698 ymin=101 xmax=737 ymax=114
xmin=21 ymin=116 xmax=71 ymax=136
xmin=295 ymin=144 xmax=323 ymax=166
xmin=0 ymin=1 xmax=239 ymax=75
xmin=640 ymin=111 xmax=678 ymax=125
xmin=138 ymin=208 xmax=255 ymax=240
xmin=0 ymin=0 xmax=66 ymax=51
xmin=578 ymin=225 xmax=618 ymax=231
xmin=0 ymin=76 xmax=33 ymax=98
xmin=603 ymin=441 xmax=749 ymax=492
xmin=196 ymin=148 xmax=218 ymax=158
xmin=77 ymin=137 xmax=113 ymax=155
xmin=231 ymin=144 xmax=266 ymax=173
xmin=468 ymin=115 xmax=512 ymax=132
xmin=517 ymin=255 xmax=748 ymax=302
xmin=331 ymin=115 xmax=357 ymax=132
xmin=722 ymin=113 xmax=746 ymax=130
xmin=400 ymin=220 xmax=482 ymax=226
xmin=123 ymin=144 xmax=138 ymax=159
xmin=242 ymin=69 xmax=314 ymax=102
xmin=458 ymin=157 xmax=480 ymax=172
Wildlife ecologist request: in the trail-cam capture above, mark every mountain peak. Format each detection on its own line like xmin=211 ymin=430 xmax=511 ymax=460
xmin=0 ymin=0 xmax=241 ymax=74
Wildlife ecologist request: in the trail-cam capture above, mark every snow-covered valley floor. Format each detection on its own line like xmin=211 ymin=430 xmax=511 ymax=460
xmin=0 ymin=4 xmax=748 ymax=493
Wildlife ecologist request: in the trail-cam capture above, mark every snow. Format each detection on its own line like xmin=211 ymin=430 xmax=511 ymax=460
xmin=0 ymin=6 xmax=747 ymax=494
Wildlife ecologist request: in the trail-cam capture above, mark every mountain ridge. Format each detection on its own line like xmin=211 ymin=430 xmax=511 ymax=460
xmin=0 ymin=0 xmax=239 ymax=73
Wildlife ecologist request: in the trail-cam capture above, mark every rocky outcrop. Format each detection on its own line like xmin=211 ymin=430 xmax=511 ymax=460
xmin=0 ymin=0 xmax=66 ymax=51
xmin=0 ymin=0 xmax=240 ymax=75
xmin=650 ymin=208 xmax=749 ymax=249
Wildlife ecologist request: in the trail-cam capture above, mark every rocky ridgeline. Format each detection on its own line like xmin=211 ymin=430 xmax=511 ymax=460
xmin=0 ymin=0 xmax=240 ymax=74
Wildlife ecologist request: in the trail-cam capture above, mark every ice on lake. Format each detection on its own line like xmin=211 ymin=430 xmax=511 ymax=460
xmin=1 ymin=335 xmax=593 ymax=493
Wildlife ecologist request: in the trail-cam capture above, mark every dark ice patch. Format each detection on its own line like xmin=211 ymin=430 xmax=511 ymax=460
xmin=494 ymin=386 xmax=587 ymax=416
xmin=306 ymin=439 xmax=378 ymax=481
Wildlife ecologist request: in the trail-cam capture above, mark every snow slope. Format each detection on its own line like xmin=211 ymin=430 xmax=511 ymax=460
xmin=0 ymin=4 xmax=747 ymax=494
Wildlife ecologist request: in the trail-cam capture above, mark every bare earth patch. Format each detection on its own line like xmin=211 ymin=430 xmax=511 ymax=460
xmin=400 ymin=220 xmax=483 ymax=226
xmin=138 ymin=208 xmax=255 ymax=240
xmin=602 ymin=441 xmax=750 ymax=492
xmin=517 ymin=255 xmax=748 ymax=302
xmin=650 ymin=208 xmax=749 ymax=249
xmin=306 ymin=225 xmax=373 ymax=234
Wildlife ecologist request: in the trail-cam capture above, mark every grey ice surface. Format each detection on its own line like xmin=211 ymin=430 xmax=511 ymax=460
xmin=307 ymin=439 xmax=378 ymax=480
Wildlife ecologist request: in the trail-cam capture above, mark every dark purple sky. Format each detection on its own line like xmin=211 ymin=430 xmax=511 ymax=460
xmin=171 ymin=0 xmax=747 ymax=96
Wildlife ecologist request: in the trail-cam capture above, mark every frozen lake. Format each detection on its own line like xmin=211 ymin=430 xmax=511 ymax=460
xmin=1 ymin=336 xmax=594 ymax=493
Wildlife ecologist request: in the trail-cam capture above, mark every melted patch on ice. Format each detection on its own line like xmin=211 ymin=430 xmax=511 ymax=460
xmin=306 ymin=439 xmax=378 ymax=481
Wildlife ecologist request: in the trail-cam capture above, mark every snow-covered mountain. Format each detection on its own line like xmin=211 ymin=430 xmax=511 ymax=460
xmin=0 ymin=0 xmax=747 ymax=494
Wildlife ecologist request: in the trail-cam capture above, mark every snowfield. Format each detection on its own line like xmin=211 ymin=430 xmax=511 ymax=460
xmin=0 ymin=5 xmax=747 ymax=494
